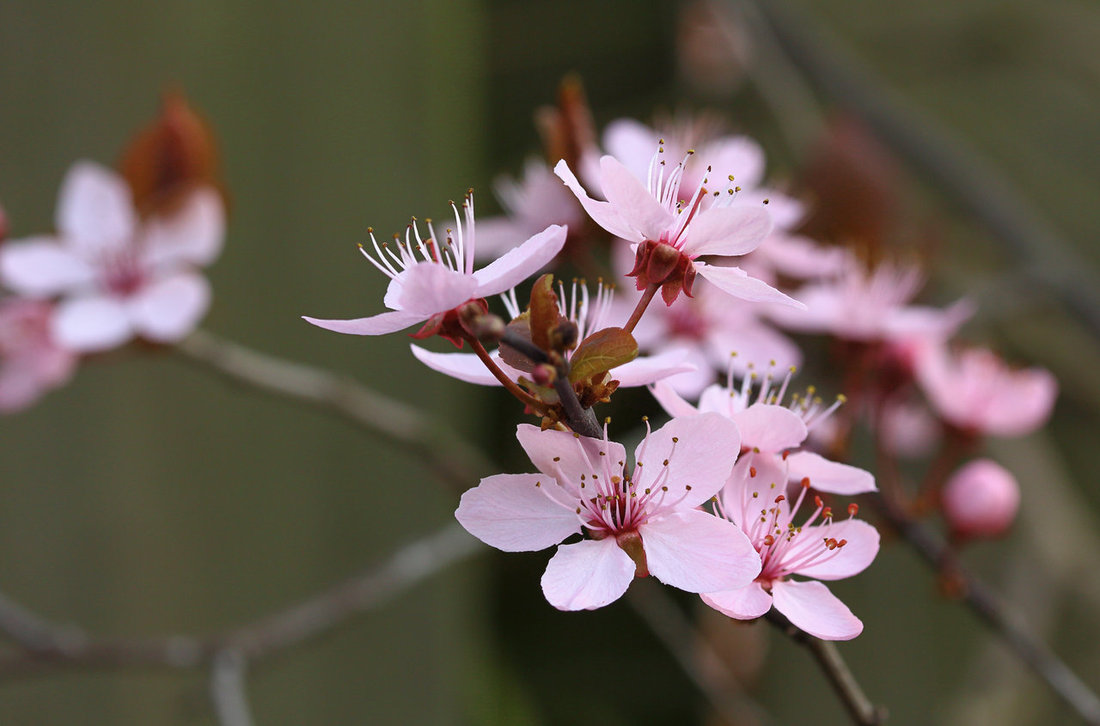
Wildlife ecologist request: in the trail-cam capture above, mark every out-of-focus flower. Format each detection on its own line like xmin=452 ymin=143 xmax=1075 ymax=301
xmin=304 ymin=194 xmax=566 ymax=346
xmin=942 ymin=459 xmax=1020 ymax=539
xmin=555 ymin=149 xmax=800 ymax=308
xmin=878 ymin=396 xmax=940 ymax=459
xmin=916 ymin=344 xmax=1057 ymax=438
xmin=702 ymin=473 xmax=879 ymax=640
xmin=0 ymin=162 xmax=224 ymax=352
xmin=0 ymin=298 xmax=77 ymax=412
xmin=455 ymin=414 xmax=761 ymax=611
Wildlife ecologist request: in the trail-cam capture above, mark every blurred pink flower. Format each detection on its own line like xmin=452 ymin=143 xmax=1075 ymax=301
xmin=472 ymin=160 xmax=583 ymax=260
xmin=916 ymin=344 xmax=1057 ymax=437
xmin=455 ymin=414 xmax=761 ymax=610
xmin=304 ymin=193 xmax=566 ymax=345
xmin=0 ymin=162 xmax=224 ymax=351
xmin=941 ymin=459 xmax=1020 ymax=539
xmin=0 ymin=298 xmax=77 ymax=412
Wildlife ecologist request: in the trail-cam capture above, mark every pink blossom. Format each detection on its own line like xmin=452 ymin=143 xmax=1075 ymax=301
xmin=554 ymin=147 xmax=802 ymax=308
xmin=411 ymin=280 xmax=694 ymax=387
xmin=0 ymin=162 xmax=224 ymax=352
xmin=455 ymin=414 xmax=761 ymax=610
xmin=916 ymin=344 xmax=1057 ymax=437
xmin=303 ymin=193 xmax=567 ymax=345
xmin=941 ymin=459 xmax=1020 ymax=539
xmin=702 ymin=470 xmax=880 ymax=640
xmin=0 ymin=298 xmax=77 ymax=412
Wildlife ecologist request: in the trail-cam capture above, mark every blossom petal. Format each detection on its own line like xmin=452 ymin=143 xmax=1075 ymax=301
xmin=786 ymin=451 xmax=877 ymax=495
xmin=302 ymin=309 xmax=426 ymax=336
xmin=395 ymin=263 xmax=479 ymax=316
xmin=0 ymin=238 xmax=96 ymax=296
xmin=772 ymin=580 xmax=863 ymax=640
xmin=554 ymin=160 xmax=638 ymax=241
xmin=641 ymin=510 xmax=760 ymax=592
xmin=410 ymin=344 xmax=525 ymax=386
xmin=701 ymin=581 xmax=773 ymax=620
xmin=635 ymin=413 xmax=740 ymax=507
xmin=598 ymin=155 xmax=675 ymax=241
xmin=472 ymin=224 xmax=567 ymax=298
xmin=648 ymin=380 xmax=701 ymax=419
xmin=695 ymin=264 xmax=805 ymax=308
xmin=52 ymin=295 xmax=133 ymax=352
xmin=611 ymin=349 xmax=695 ymax=388
xmin=129 ymin=272 xmax=211 ymax=342
xmin=684 ymin=205 xmax=772 ymax=258
xmin=541 ymin=538 xmax=636 ymax=610
xmin=141 ymin=188 xmax=225 ymax=268
xmin=455 ymin=473 xmax=581 ymax=552
xmin=734 ymin=403 xmax=807 ymax=452
xmin=601 ymin=118 xmax=659 ymax=181
xmin=794 ymin=519 xmax=880 ymax=581
xmin=56 ymin=161 xmax=135 ymax=252
xmin=517 ymin=424 xmax=626 ymax=499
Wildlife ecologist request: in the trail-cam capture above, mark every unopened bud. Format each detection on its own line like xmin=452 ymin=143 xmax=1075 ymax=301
xmin=469 ymin=312 xmax=505 ymax=344
xmin=551 ymin=319 xmax=579 ymax=351
xmin=531 ymin=363 xmax=556 ymax=387
xmin=942 ymin=459 xmax=1019 ymax=540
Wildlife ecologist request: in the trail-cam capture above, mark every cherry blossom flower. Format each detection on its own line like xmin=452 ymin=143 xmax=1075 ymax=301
xmin=455 ymin=414 xmax=761 ymax=610
xmin=411 ymin=280 xmax=693 ymax=387
xmin=472 ymin=160 xmax=583 ymax=260
xmin=0 ymin=162 xmax=224 ymax=352
xmin=702 ymin=466 xmax=880 ymax=640
xmin=554 ymin=147 xmax=802 ymax=308
xmin=941 ymin=459 xmax=1020 ymax=539
xmin=303 ymin=193 xmax=567 ymax=346
xmin=915 ymin=344 xmax=1057 ymax=438
xmin=0 ymin=298 xmax=77 ymax=412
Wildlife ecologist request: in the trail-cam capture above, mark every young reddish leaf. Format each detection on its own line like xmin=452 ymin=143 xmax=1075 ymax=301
xmin=528 ymin=273 xmax=561 ymax=352
xmin=568 ymin=327 xmax=637 ymax=384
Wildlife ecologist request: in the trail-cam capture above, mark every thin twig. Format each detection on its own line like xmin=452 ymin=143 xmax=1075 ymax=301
xmin=765 ymin=610 xmax=887 ymax=725
xmin=210 ymin=650 xmax=254 ymax=726
xmin=175 ymin=329 xmax=492 ymax=493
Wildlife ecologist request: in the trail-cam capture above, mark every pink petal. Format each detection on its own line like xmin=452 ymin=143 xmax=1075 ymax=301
xmin=786 ymin=451 xmax=877 ymax=495
xmin=302 ymin=309 xmax=427 ymax=336
xmin=734 ymin=403 xmax=808 ymax=452
xmin=141 ymin=188 xmax=225 ymax=268
xmin=695 ymin=264 xmax=805 ymax=308
xmin=683 ymin=205 xmax=772 ymax=258
xmin=705 ymin=136 xmax=766 ymax=190
xmin=722 ymin=452 xmax=788 ymax=525
xmin=554 ymin=160 xmax=638 ymax=241
xmin=701 ymin=581 xmax=773 ymax=620
xmin=611 ymin=349 xmax=695 ymax=388
xmin=794 ymin=519 xmax=880 ymax=581
xmin=472 ymin=224 xmax=567 ymax=297
xmin=541 ymin=538 xmax=636 ymax=610
xmin=635 ymin=413 xmax=741 ymax=507
xmin=0 ymin=238 xmax=96 ymax=296
xmin=598 ymin=155 xmax=675 ymax=242
xmin=772 ymin=580 xmax=863 ymax=640
xmin=641 ymin=510 xmax=760 ymax=592
xmin=129 ymin=272 xmax=211 ymax=342
xmin=983 ymin=367 xmax=1058 ymax=437
xmin=455 ymin=473 xmax=581 ymax=552
xmin=395 ymin=264 xmax=479 ymax=316
xmin=517 ymin=424 xmax=626 ymax=499
xmin=52 ymin=295 xmax=133 ymax=352
xmin=648 ymin=381 xmax=701 ymax=419
xmin=56 ymin=162 xmax=135 ymax=253
xmin=601 ymin=119 xmax=658 ymax=181
xmin=410 ymin=344 xmax=525 ymax=386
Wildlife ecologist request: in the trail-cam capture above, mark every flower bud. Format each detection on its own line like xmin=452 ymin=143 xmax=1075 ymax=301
xmin=942 ymin=459 xmax=1020 ymax=540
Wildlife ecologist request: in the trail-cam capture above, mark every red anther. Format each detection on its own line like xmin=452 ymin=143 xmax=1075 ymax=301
xmin=822 ymin=507 xmax=833 ymax=519
xmin=763 ymin=535 xmax=775 ymax=546
xmin=774 ymin=495 xmax=785 ymax=504
xmin=749 ymin=467 xmax=757 ymax=478
xmin=848 ymin=503 xmax=859 ymax=516
xmin=814 ymin=496 xmax=823 ymax=508
xmin=837 ymin=539 xmax=848 ymax=547
xmin=801 ymin=477 xmax=811 ymax=489
xmin=825 ymin=538 xmax=838 ymax=550
xmin=782 ymin=451 xmax=790 ymax=460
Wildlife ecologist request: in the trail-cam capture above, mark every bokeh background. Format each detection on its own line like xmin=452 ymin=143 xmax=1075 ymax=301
xmin=1 ymin=0 xmax=1098 ymax=723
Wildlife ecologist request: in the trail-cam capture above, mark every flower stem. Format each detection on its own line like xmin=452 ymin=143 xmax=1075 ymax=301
xmin=464 ymin=334 xmax=547 ymax=413
xmin=623 ymin=283 xmax=659 ymax=335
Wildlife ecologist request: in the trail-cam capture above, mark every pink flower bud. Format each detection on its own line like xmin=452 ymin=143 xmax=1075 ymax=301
xmin=942 ymin=459 xmax=1020 ymax=539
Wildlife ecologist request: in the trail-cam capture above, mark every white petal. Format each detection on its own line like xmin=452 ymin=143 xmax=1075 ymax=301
xmin=129 ymin=272 xmax=211 ymax=342
xmin=302 ymin=309 xmax=426 ymax=335
xmin=635 ymin=413 xmax=741 ymax=507
xmin=395 ymin=264 xmax=479 ymax=316
xmin=701 ymin=581 xmax=773 ymax=620
xmin=598 ymin=155 xmax=675 ymax=241
xmin=772 ymin=580 xmax=863 ymax=641
xmin=52 ymin=295 xmax=133 ymax=352
xmin=141 ymin=188 xmax=225 ymax=268
xmin=472 ymin=224 xmax=567 ymax=298
xmin=516 ymin=424 xmax=626 ymax=499
xmin=410 ymin=344 xmax=525 ymax=386
xmin=648 ymin=380 xmax=701 ymax=419
xmin=56 ymin=161 xmax=135 ymax=253
xmin=554 ymin=160 xmax=639 ymax=241
xmin=695 ymin=264 xmax=805 ymax=308
xmin=641 ymin=510 xmax=760 ymax=593
xmin=455 ymin=473 xmax=581 ymax=552
xmin=786 ymin=451 xmax=877 ymax=495
xmin=610 ymin=349 xmax=695 ymax=388
xmin=601 ymin=119 xmax=659 ymax=181
xmin=0 ymin=238 xmax=95 ymax=296
xmin=541 ymin=538 xmax=636 ymax=610
xmin=684 ymin=205 xmax=772 ymax=258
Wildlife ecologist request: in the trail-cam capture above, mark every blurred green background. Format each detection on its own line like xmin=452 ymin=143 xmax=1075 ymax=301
xmin=1 ymin=0 xmax=1098 ymax=723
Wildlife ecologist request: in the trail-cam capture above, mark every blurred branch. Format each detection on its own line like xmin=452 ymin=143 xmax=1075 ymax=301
xmin=626 ymin=583 xmax=770 ymax=726
xmin=176 ymin=328 xmax=492 ymax=493
xmin=210 ymin=650 xmax=253 ymax=726
xmin=765 ymin=611 xmax=887 ymax=725
xmin=0 ymin=522 xmax=481 ymax=680
xmin=746 ymin=0 xmax=1100 ymax=339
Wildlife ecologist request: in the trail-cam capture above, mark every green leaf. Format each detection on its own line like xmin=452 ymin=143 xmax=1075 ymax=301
xmin=568 ymin=327 xmax=638 ymax=384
